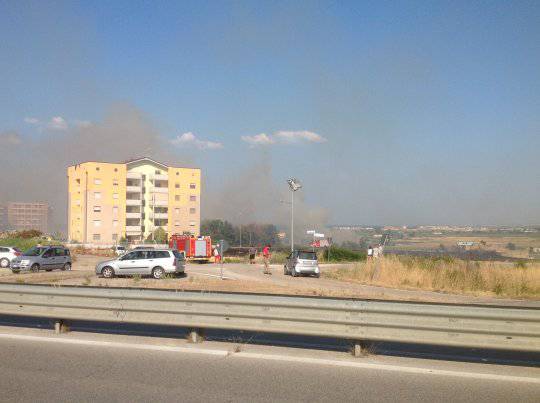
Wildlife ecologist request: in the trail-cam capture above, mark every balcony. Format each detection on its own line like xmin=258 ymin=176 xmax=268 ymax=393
xmin=126 ymin=226 xmax=142 ymax=233
xmin=150 ymin=200 xmax=168 ymax=207
xmin=126 ymin=186 xmax=141 ymax=193
xmin=153 ymin=213 xmax=168 ymax=219
xmin=152 ymin=174 xmax=168 ymax=181
xmin=152 ymin=187 xmax=168 ymax=194
xmin=126 ymin=199 xmax=142 ymax=206
xmin=126 ymin=212 xmax=141 ymax=219
xmin=127 ymin=172 xmax=142 ymax=179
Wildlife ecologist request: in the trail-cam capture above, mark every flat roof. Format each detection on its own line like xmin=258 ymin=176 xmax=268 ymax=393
xmin=67 ymin=156 xmax=200 ymax=170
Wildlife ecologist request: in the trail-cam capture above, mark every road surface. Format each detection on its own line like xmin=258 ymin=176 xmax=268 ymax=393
xmin=0 ymin=328 xmax=538 ymax=402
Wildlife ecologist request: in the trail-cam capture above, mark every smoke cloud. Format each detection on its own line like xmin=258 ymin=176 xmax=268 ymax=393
xmin=202 ymin=153 xmax=329 ymax=241
xmin=0 ymin=103 xmax=193 ymax=233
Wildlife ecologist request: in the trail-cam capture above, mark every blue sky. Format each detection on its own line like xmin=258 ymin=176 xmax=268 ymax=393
xmin=1 ymin=1 xmax=539 ymax=226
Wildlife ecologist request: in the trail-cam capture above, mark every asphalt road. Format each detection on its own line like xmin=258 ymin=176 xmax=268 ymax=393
xmin=1 ymin=335 xmax=539 ymax=403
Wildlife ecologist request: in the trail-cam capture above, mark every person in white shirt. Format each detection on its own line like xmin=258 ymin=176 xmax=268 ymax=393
xmin=367 ymin=245 xmax=373 ymax=260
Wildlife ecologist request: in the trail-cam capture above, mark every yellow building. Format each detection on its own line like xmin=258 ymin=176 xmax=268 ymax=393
xmin=67 ymin=157 xmax=201 ymax=244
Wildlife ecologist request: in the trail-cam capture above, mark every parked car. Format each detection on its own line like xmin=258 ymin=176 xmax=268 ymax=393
xmin=113 ymin=245 xmax=127 ymax=256
xmin=95 ymin=249 xmax=185 ymax=279
xmin=0 ymin=247 xmax=22 ymax=268
xmin=284 ymin=250 xmax=320 ymax=277
xmin=10 ymin=245 xmax=72 ymax=273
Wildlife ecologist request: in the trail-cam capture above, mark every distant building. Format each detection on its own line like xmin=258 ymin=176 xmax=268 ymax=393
xmin=5 ymin=202 xmax=50 ymax=233
xmin=67 ymin=157 xmax=201 ymax=244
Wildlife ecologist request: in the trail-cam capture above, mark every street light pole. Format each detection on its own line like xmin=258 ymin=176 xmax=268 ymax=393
xmin=291 ymin=188 xmax=294 ymax=252
xmin=287 ymin=178 xmax=302 ymax=252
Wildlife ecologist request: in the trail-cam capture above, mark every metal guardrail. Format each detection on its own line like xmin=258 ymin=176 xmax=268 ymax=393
xmin=0 ymin=284 xmax=538 ymax=352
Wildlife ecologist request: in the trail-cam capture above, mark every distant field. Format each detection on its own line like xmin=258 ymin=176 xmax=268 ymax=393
xmin=389 ymin=234 xmax=540 ymax=259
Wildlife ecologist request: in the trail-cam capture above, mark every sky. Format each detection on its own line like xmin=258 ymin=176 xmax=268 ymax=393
xmin=1 ymin=0 xmax=539 ymax=229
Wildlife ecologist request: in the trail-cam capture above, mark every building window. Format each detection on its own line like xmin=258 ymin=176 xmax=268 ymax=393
xmin=190 ymin=208 xmax=196 ymax=214
xmin=155 ymin=170 xmax=161 ymax=175
xmin=112 ymin=234 xmax=118 ymax=240
xmin=113 ymin=193 xmax=119 ymax=199
xmin=114 ymin=168 xmax=118 ymax=172
xmin=175 ymin=195 xmax=180 ymax=201
xmin=112 ymin=206 xmax=118 ymax=215
xmin=93 ymin=234 xmax=101 ymax=241
xmin=175 ymin=183 xmax=180 ymax=188
xmin=76 ymin=179 xmax=80 ymax=185
xmin=190 ymin=183 xmax=196 ymax=189
xmin=175 ymin=221 xmax=180 ymax=226
xmin=113 ymin=179 xmax=118 ymax=186
xmin=176 ymin=172 xmax=179 ymax=176
xmin=75 ymin=200 xmax=81 ymax=205
xmin=175 ymin=208 xmax=180 ymax=214
xmin=113 ymin=220 xmax=118 ymax=227
xmin=189 ymin=221 xmax=195 ymax=227
xmin=94 ymin=178 xmax=101 ymax=185
xmin=96 ymin=167 xmax=100 ymax=171
xmin=94 ymin=220 xmax=101 ymax=227
xmin=190 ymin=195 xmax=196 ymax=202
xmin=93 ymin=206 xmax=101 ymax=213
xmin=94 ymin=192 xmax=101 ymax=199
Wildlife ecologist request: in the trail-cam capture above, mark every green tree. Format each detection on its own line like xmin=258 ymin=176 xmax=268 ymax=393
xmin=201 ymin=219 xmax=236 ymax=244
xmin=146 ymin=227 xmax=167 ymax=243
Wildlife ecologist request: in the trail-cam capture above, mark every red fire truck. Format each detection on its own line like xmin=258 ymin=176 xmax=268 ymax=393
xmin=169 ymin=234 xmax=212 ymax=263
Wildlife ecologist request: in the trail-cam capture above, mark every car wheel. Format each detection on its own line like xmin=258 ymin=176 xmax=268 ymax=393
xmin=0 ymin=258 xmax=9 ymax=268
xmin=62 ymin=263 xmax=71 ymax=271
xmin=31 ymin=264 xmax=40 ymax=273
xmin=283 ymin=265 xmax=288 ymax=275
xmin=291 ymin=267 xmax=297 ymax=277
xmin=314 ymin=273 xmax=320 ymax=278
xmin=11 ymin=269 xmax=20 ymax=274
xmin=46 ymin=269 xmax=52 ymax=272
xmin=152 ymin=267 xmax=165 ymax=279
xmin=102 ymin=266 xmax=114 ymax=278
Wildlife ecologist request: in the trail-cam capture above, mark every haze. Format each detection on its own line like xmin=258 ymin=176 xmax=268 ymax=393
xmin=1 ymin=1 xmax=539 ymax=232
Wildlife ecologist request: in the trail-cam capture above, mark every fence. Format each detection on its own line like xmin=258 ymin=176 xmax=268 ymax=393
xmin=0 ymin=284 xmax=538 ymax=352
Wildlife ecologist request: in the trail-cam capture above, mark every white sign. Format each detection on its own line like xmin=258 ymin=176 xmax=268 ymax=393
xmin=306 ymin=230 xmax=316 ymax=235
xmin=314 ymin=233 xmax=325 ymax=238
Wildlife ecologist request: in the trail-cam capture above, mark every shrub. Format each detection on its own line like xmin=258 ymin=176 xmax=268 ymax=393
xmin=321 ymin=246 xmax=366 ymax=262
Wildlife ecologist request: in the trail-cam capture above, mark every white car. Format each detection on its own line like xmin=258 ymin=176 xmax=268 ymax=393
xmin=0 ymin=247 xmax=22 ymax=268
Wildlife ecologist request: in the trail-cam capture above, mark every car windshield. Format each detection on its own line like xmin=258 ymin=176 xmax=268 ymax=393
xmin=298 ymin=251 xmax=317 ymax=260
xmin=117 ymin=247 xmax=125 ymax=250
xmin=23 ymin=246 xmax=48 ymax=256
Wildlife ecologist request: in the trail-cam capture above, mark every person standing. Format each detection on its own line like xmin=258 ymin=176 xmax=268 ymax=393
xmin=249 ymin=246 xmax=256 ymax=264
xmin=262 ymin=244 xmax=271 ymax=274
xmin=214 ymin=246 xmax=221 ymax=264
xmin=367 ymin=245 xmax=373 ymax=260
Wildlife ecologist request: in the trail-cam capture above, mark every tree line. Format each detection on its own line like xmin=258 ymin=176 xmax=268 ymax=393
xmin=201 ymin=219 xmax=281 ymax=247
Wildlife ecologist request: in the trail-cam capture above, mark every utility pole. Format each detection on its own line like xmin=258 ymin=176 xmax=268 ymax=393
xmin=291 ymin=189 xmax=294 ymax=252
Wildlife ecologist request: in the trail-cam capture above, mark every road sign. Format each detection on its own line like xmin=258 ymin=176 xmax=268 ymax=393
xmin=314 ymin=233 xmax=325 ymax=238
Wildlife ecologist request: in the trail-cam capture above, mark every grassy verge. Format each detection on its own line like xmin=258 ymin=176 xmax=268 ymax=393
xmin=323 ymin=255 xmax=540 ymax=299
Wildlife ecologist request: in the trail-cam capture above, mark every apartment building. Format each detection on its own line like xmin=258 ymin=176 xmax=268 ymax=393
xmin=67 ymin=157 xmax=201 ymax=244
xmin=2 ymin=202 xmax=50 ymax=233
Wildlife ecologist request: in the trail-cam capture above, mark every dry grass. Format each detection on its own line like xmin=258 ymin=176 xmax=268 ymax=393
xmin=323 ymin=256 xmax=540 ymax=299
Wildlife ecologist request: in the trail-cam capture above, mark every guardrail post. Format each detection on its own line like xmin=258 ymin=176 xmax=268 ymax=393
xmin=188 ymin=328 xmax=204 ymax=343
xmin=54 ymin=320 xmax=69 ymax=334
xmin=352 ymin=340 xmax=370 ymax=357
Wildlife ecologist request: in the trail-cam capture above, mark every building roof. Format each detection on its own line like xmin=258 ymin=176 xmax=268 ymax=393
xmin=67 ymin=157 xmax=200 ymax=170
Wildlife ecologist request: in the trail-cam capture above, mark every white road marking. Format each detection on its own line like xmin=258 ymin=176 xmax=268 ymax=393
xmin=0 ymin=332 xmax=538 ymax=384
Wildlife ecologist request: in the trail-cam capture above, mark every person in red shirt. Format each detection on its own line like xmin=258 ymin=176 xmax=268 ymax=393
xmin=262 ymin=244 xmax=271 ymax=275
